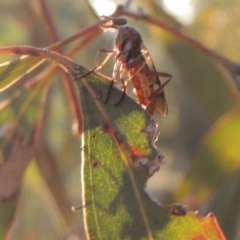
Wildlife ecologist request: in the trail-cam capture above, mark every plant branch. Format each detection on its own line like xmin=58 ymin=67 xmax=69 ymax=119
xmin=37 ymin=0 xmax=59 ymax=42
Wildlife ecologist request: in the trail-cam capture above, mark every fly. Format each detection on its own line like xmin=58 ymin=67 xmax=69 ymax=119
xmin=87 ymin=16 xmax=172 ymax=115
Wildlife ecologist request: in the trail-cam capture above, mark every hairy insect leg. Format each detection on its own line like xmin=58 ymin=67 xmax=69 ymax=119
xmin=94 ymin=49 xmax=114 ymax=71
xmin=74 ymin=49 xmax=113 ymax=80
xmin=104 ymin=79 xmax=114 ymax=103
xmin=105 ymin=59 xmax=120 ymax=103
xmin=149 ymin=79 xmax=170 ymax=100
xmin=148 ymin=71 xmax=172 ymax=101
xmin=114 ymin=63 xmax=127 ymax=106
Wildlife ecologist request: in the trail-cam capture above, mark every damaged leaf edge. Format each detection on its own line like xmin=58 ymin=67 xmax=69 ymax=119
xmin=135 ymin=118 xmax=166 ymax=200
xmin=136 ymin=117 xmax=187 ymax=216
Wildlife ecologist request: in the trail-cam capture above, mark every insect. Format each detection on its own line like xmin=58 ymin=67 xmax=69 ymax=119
xmin=91 ymin=16 xmax=172 ymax=115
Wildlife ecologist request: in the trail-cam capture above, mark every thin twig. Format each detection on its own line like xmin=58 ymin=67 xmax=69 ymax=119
xmin=38 ymin=0 xmax=59 ymax=42
xmin=117 ymin=7 xmax=227 ymax=63
xmin=37 ymin=0 xmax=84 ymax=135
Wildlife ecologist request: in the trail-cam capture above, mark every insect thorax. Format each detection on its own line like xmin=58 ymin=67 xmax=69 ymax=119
xmin=115 ymin=27 xmax=143 ymax=63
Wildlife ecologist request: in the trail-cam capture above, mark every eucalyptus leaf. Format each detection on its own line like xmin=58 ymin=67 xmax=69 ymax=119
xmin=76 ymin=71 xmax=225 ymax=239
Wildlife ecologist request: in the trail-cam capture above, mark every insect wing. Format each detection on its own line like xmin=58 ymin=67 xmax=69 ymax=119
xmin=141 ymin=44 xmax=168 ymax=116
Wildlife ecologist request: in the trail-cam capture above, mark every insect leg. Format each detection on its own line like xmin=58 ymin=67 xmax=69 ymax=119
xmin=147 ymin=71 xmax=172 ymax=101
xmin=105 ymin=59 xmax=120 ymax=103
xmin=74 ymin=49 xmax=113 ymax=80
xmin=104 ymin=79 xmax=114 ymax=103
xmin=94 ymin=49 xmax=114 ymax=71
xmin=114 ymin=63 xmax=127 ymax=106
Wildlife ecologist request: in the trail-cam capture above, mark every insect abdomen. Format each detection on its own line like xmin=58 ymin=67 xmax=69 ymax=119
xmin=130 ymin=66 xmax=156 ymax=115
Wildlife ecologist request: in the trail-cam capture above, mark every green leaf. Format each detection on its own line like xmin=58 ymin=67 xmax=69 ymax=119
xmin=0 ymin=80 xmax=46 ymax=161
xmin=161 ymin=213 xmax=225 ymax=240
xmin=0 ymin=79 xmax=46 ymax=236
xmin=76 ymin=72 xmax=225 ymax=239
xmin=0 ymin=45 xmax=78 ymax=91
xmin=0 ymin=56 xmax=44 ymax=91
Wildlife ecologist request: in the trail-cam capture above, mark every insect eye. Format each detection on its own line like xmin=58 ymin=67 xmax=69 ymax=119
xmin=100 ymin=16 xmax=127 ymax=30
xmin=113 ymin=18 xmax=127 ymax=28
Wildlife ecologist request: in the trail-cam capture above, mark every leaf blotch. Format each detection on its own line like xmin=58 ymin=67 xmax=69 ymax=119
xmin=92 ymin=161 xmax=100 ymax=168
xmin=102 ymin=123 xmax=124 ymax=144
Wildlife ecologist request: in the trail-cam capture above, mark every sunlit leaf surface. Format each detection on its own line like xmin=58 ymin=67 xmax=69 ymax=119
xmin=0 ymin=56 xmax=44 ymax=91
xmin=1 ymin=1 xmax=236 ymax=238
xmin=77 ymin=72 xmax=225 ymax=239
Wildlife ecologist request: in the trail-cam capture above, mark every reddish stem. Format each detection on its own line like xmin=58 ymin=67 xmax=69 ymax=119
xmin=38 ymin=0 xmax=59 ymax=42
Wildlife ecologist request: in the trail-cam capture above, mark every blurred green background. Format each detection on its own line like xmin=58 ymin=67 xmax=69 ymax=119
xmin=0 ymin=0 xmax=240 ymax=239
